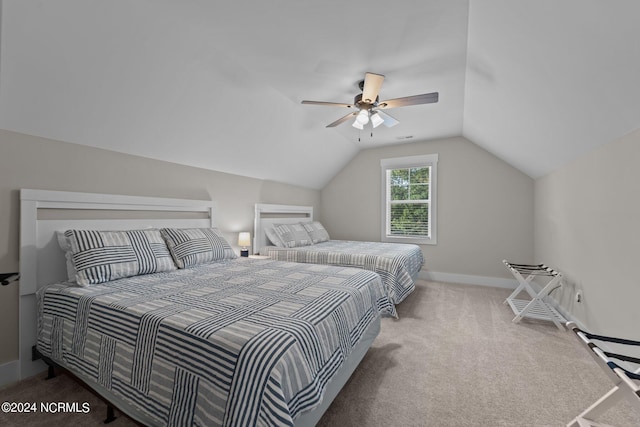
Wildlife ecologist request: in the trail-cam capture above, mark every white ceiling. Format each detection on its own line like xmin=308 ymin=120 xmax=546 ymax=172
xmin=464 ymin=1 xmax=640 ymax=178
xmin=1 ymin=1 xmax=639 ymax=189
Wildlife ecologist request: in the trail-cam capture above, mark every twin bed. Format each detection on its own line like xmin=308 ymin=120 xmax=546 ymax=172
xmin=19 ymin=191 xmax=423 ymax=426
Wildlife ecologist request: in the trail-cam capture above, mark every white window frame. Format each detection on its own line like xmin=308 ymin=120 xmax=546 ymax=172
xmin=380 ymin=154 xmax=438 ymax=245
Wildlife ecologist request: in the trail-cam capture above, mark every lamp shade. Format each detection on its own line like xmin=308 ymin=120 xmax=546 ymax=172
xmin=370 ymin=111 xmax=384 ymax=128
xmin=352 ymin=119 xmax=364 ymax=130
xmin=355 ymin=109 xmax=369 ymax=125
xmin=238 ymin=232 xmax=251 ymax=247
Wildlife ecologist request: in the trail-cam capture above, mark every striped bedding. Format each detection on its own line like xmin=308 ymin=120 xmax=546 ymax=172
xmin=37 ymin=258 xmax=393 ymax=426
xmin=260 ymin=240 xmax=424 ymax=305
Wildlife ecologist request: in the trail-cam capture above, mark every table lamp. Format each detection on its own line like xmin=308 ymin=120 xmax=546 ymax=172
xmin=238 ymin=232 xmax=251 ymax=257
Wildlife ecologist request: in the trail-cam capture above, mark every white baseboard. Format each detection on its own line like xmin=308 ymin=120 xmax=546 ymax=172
xmin=0 ymin=360 xmax=19 ymax=388
xmin=419 ymin=271 xmax=518 ymax=289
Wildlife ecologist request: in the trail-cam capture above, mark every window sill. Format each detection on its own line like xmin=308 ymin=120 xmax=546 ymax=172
xmin=382 ymin=235 xmax=436 ymax=245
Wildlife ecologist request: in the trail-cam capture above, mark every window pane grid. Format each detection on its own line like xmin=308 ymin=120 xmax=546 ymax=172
xmin=385 ymin=166 xmax=431 ymax=238
xmin=381 ymin=154 xmax=437 ymax=244
xmin=389 ymin=167 xmax=430 ymax=202
xmin=389 ymin=203 xmax=429 ymax=236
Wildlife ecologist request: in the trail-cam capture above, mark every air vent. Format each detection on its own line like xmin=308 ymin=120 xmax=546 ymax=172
xmin=396 ymin=135 xmax=414 ymax=140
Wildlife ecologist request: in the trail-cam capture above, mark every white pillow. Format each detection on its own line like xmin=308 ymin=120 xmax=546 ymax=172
xmin=56 ymin=230 xmax=77 ymax=283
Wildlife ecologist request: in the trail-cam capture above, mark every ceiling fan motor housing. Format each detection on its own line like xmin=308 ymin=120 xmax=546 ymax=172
xmin=353 ymin=93 xmax=378 ymax=110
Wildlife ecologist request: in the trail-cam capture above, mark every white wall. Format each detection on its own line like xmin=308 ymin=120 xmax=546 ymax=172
xmin=535 ymin=128 xmax=640 ymax=339
xmin=321 ymin=136 xmax=534 ymax=281
xmin=0 ymin=129 xmax=320 ymax=365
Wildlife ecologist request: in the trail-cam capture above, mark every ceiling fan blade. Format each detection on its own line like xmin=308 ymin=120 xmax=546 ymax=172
xmin=326 ymin=112 xmax=357 ymax=128
xmin=378 ymin=92 xmax=439 ymax=109
xmin=376 ymin=110 xmax=399 ymax=128
xmin=361 ymin=72 xmax=385 ymax=104
xmin=301 ymin=100 xmax=353 ymax=108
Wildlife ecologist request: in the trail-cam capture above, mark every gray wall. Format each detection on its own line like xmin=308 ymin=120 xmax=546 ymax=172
xmin=535 ymin=128 xmax=640 ymax=339
xmin=0 ymin=129 xmax=320 ymax=365
xmin=321 ymin=136 xmax=535 ymax=279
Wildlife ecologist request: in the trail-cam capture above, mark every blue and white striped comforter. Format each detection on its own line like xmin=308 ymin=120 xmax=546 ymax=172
xmin=260 ymin=240 xmax=424 ymax=305
xmin=37 ymin=258 xmax=393 ymax=426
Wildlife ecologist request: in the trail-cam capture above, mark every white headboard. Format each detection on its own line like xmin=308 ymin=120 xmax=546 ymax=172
xmin=253 ymin=204 xmax=313 ymax=254
xmin=18 ymin=189 xmax=216 ymax=380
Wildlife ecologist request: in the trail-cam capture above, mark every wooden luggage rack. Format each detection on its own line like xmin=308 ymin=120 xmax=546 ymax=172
xmin=502 ymin=260 xmax=567 ymax=330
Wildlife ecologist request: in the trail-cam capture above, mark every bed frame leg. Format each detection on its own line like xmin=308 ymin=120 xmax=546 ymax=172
xmin=39 ymin=355 xmax=120 ymax=424
xmin=104 ymin=405 xmax=116 ymax=424
xmin=45 ymin=364 xmax=55 ymax=380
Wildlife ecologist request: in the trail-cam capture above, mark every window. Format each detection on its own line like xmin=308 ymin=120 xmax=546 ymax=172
xmin=381 ymin=154 xmax=438 ymax=245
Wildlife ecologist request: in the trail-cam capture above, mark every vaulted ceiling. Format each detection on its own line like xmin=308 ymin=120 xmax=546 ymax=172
xmin=1 ymin=1 xmax=639 ymax=189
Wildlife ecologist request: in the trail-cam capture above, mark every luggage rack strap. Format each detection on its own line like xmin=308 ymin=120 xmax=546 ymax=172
xmin=567 ymin=321 xmax=640 ymax=426
xmin=502 ymin=260 xmax=560 ymax=277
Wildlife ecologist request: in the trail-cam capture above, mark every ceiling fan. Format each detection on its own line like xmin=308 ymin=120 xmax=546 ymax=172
xmin=301 ymin=72 xmax=438 ymax=130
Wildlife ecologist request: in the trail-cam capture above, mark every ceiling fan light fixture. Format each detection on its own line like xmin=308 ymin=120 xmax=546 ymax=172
xmin=352 ymin=119 xmax=364 ymax=130
xmin=355 ymin=109 xmax=369 ymax=125
xmin=370 ymin=111 xmax=384 ymax=128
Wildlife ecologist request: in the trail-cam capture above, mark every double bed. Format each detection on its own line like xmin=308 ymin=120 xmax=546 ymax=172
xmin=19 ymin=190 xmax=394 ymax=426
xmin=254 ymin=204 xmax=424 ymax=305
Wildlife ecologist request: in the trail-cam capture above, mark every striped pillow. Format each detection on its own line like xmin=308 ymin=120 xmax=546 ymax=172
xmin=302 ymin=221 xmax=330 ymax=244
xmin=265 ymin=227 xmax=285 ymax=247
xmin=272 ymin=223 xmax=313 ymax=248
xmin=65 ymin=229 xmax=177 ymax=286
xmin=161 ymin=228 xmax=237 ymax=268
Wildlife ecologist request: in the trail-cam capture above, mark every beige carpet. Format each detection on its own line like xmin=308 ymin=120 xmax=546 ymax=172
xmin=1 ymin=281 xmax=639 ymax=426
